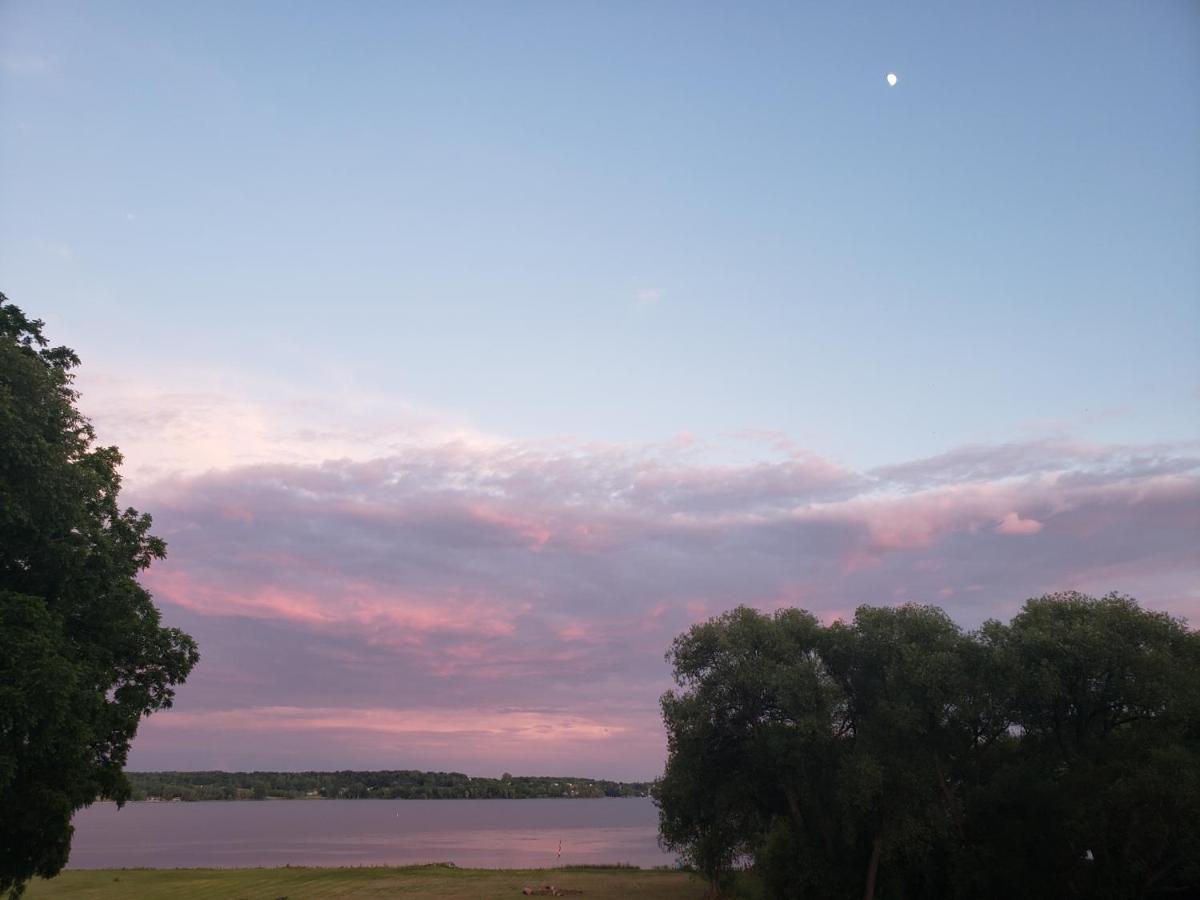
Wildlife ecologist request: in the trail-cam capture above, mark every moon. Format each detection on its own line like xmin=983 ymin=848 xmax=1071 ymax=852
xmin=886 ymin=72 xmax=898 ymax=87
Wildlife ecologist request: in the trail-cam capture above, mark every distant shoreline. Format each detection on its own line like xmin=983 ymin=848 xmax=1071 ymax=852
xmin=126 ymin=770 xmax=655 ymax=802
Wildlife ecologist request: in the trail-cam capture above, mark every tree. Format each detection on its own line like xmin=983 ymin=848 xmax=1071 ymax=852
xmin=0 ymin=295 xmax=199 ymax=897
xmin=655 ymin=606 xmax=853 ymax=896
xmin=968 ymin=592 xmax=1200 ymax=898
xmin=818 ymin=605 xmax=976 ymax=900
xmin=655 ymin=594 xmax=1199 ymax=899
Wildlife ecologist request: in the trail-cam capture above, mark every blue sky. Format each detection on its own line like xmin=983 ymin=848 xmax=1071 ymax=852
xmin=2 ymin=3 xmax=1197 ymax=776
xmin=3 ymin=1 xmax=1196 ymax=466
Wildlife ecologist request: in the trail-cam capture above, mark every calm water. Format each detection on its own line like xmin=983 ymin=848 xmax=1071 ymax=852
xmin=67 ymin=798 xmax=675 ymax=869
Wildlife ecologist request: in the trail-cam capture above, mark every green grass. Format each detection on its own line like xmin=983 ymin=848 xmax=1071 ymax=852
xmin=23 ymin=864 xmax=708 ymax=899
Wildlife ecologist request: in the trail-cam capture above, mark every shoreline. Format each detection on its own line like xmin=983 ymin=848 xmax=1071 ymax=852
xmin=61 ymin=863 xmax=671 ymax=874
xmin=26 ymin=863 xmax=705 ymax=899
xmin=99 ymin=801 xmax=652 ymax=806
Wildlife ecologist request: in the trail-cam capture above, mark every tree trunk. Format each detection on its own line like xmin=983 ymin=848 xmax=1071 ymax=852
xmin=935 ymin=755 xmax=965 ymax=840
xmin=863 ymin=833 xmax=882 ymax=900
xmin=784 ymin=785 xmax=804 ymax=830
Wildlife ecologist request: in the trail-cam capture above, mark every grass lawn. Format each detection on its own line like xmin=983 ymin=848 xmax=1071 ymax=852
xmin=23 ymin=864 xmax=708 ymax=899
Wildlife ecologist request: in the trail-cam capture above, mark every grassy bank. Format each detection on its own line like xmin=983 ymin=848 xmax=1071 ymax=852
xmin=23 ymin=864 xmax=706 ymax=899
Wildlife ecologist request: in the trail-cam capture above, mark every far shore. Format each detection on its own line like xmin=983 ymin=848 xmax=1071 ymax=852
xmin=125 ymin=771 xmax=654 ymax=802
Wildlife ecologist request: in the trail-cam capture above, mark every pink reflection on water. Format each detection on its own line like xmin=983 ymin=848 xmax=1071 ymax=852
xmin=67 ymin=799 xmax=676 ymax=870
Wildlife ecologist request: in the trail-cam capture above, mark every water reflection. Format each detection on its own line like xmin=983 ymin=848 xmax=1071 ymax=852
xmin=67 ymin=798 xmax=675 ymax=869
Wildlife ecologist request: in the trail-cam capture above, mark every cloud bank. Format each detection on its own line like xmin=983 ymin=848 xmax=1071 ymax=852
xmin=123 ymin=431 xmax=1200 ymax=779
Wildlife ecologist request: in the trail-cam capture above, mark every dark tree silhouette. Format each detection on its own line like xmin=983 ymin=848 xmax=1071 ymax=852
xmin=0 ymin=294 xmax=199 ymax=898
xmin=655 ymin=594 xmax=1200 ymax=899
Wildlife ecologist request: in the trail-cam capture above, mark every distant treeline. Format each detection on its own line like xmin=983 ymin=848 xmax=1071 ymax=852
xmin=126 ymin=771 xmax=652 ymax=801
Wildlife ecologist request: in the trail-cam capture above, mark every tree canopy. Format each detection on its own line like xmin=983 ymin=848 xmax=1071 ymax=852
xmin=654 ymin=593 xmax=1200 ymax=899
xmin=0 ymin=295 xmax=199 ymax=898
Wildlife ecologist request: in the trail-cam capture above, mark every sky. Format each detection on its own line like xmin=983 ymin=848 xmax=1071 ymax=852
xmin=1 ymin=1 xmax=1198 ymax=780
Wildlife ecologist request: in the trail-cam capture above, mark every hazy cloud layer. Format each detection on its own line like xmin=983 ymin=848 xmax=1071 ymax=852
xmin=128 ymin=437 xmax=1200 ymax=779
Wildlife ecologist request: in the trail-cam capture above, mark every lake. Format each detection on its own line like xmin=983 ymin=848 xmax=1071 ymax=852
xmin=67 ymin=798 xmax=675 ymax=869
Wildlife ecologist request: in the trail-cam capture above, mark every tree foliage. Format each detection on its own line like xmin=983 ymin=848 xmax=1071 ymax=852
xmin=654 ymin=594 xmax=1200 ymax=899
xmin=0 ymin=295 xmax=199 ymax=897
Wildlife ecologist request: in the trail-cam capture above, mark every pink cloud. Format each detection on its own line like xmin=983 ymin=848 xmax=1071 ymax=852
xmin=120 ymin=434 xmax=1199 ymax=777
xmin=146 ymin=570 xmax=334 ymax=625
xmin=143 ymin=570 xmax=518 ymax=640
xmin=150 ymin=705 xmax=630 ymax=743
xmin=995 ymin=512 xmax=1044 ymax=535
xmin=467 ymin=504 xmax=553 ymax=550
xmin=818 ymin=608 xmax=851 ymax=626
xmin=219 ymin=504 xmax=255 ymax=524
xmin=556 ymin=622 xmax=593 ymax=642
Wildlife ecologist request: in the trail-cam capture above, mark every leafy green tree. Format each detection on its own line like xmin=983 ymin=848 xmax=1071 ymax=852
xmin=818 ymin=605 xmax=976 ymax=900
xmin=656 ymin=593 xmax=1199 ymax=899
xmin=656 ymin=607 xmax=848 ymax=896
xmin=968 ymin=592 xmax=1200 ymax=898
xmin=0 ymin=295 xmax=199 ymax=898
